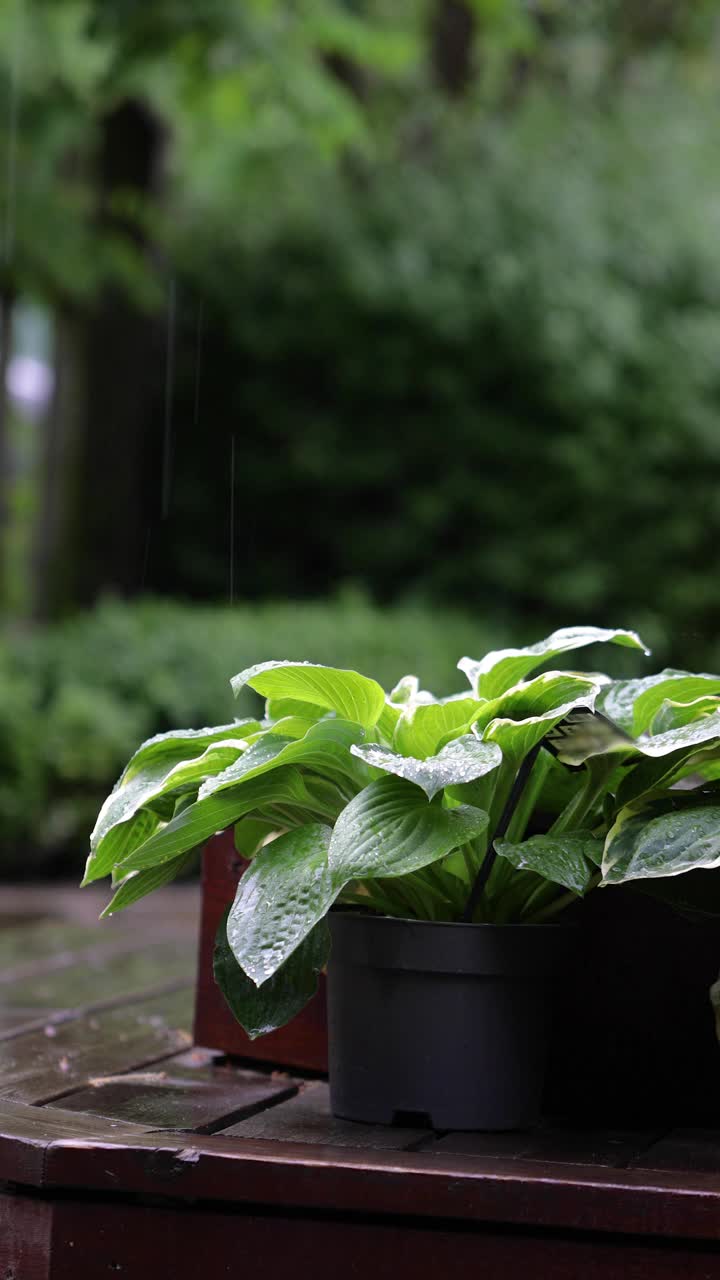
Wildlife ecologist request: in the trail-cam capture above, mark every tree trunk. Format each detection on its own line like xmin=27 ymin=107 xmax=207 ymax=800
xmin=430 ymin=0 xmax=476 ymax=96
xmin=0 ymin=290 xmax=14 ymax=609
xmin=32 ymin=101 xmax=166 ymax=617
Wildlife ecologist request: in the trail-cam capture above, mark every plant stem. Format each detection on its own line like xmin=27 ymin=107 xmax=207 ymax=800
xmin=525 ymin=872 xmax=602 ymax=923
xmin=548 ymin=757 xmax=614 ymax=836
xmin=463 ymin=742 xmax=543 ymax=923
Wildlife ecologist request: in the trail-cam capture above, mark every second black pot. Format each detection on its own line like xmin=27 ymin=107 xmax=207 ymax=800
xmin=327 ymin=912 xmax=570 ymax=1131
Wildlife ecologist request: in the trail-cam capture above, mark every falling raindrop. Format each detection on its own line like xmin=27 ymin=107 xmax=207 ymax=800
xmin=193 ymin=299 xmax=204 ymax=429
xmin=161 ymin=278 xmax=177 ymax=519
xmin=229 ymin=432 xmax=236 ymax=604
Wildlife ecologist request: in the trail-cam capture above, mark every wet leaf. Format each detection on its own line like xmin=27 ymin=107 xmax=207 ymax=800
xmin=215 ymin=911 xmax=329 ymax=1039
xmin=231 ymin=661 xmax=385 ymax=728
xmin=351 ymin=734 xmax=501 ymax=800
xmin=496 ymin=831 xmax=602 ymax=895
xmin=459 ymin=626 xmax=648 ymax=700
xmin=328 ymin=775 xmax=489 ymax=884
xmin=227 ymin=824 xmax=335 ymax=985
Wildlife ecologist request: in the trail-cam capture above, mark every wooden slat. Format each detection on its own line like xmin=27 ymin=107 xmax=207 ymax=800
xmin=30 ymin=1131 xmax=720 ymax=1242
xmin=429 ymin=1125 xmax=662 ymax=1169
xmin=0 ymin=939 xmax=194 ymax=1014
xmin=0 ymin=1189 xmax=52 ymax=1280
xmin=0 ymin=986 xmax=194 ymax=1103
xmin=30 ymin=1196 xmax=720 ymax=1280
xmin=220 ymin=1080 xmax=430 ymax=1150
xmin=0 ymin=1096 xmax=153 ymax=1186
xmin=52 ymin=1052 xmax=298 ymax=1133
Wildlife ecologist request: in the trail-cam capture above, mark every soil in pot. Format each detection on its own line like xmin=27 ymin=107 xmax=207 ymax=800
xmin=327 ymin=912 xmax=571 ymax=1131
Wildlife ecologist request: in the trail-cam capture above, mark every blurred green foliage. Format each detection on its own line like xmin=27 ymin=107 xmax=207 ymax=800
xmin=0 ymin=595 xmax=501 ymax=869
xmin=161 ymin=88 xmax=720 ymax=654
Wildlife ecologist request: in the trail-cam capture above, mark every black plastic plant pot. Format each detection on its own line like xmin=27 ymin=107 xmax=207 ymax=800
xmin=327 ymin=911 xmax=571 ymax=1131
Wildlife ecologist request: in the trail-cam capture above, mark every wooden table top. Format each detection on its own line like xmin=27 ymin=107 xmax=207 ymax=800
xmin=2 ymin=884 xmax=720 ymax=1279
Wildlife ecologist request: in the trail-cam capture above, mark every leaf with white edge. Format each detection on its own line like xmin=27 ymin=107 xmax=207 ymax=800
xmin=87 ymin=738 xmax=253 ymax=877
xmin=637 ymin=711 xmax=720 ymax=758
xmin=393 ymin=697 xmax=484 ymax=759
xmin=602 ymin=797 xmax=720 ymax=885
xmin=82 ymin=806 xmax=160 ymax=886
xmin=459 ymin=626 xmax=649 ymax=700
xmin=651 ymin=696 xmax=720 ymax=735
xmin=122 ymin=720 xmax=262 ymax=783
xmin=115 ymin=768 xmax=320 ymax=873
xmin=599 ymin=670 xmax=695 ymax=733
xmin=227 ymin=824 xmax=335 ymax=985
xmin=351 ymin=735 xmax=502 ymax=800
xmin=215 ymin=911 xmax=329 ymax=1039
xmin=100 ymin=849 xmax=196 ymax=917
xmin=389 ymin=675 xmax=433 ymax=706
xmin=481 ymin=675 xmax=601 ymax=767
xmin=495 ymin=832 xmax=603 ymax=896
xmin=198 ymin=720 xmax=365 ymax=801
xmin=630 ymin=673 xmax=720 ymax=735
xmin=231 ymin=661 xmax=385 ymax=728
xmin=328 ymin=775 xmax=489 ymax=885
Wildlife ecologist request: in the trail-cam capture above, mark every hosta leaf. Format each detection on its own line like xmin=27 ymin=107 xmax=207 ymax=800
xmin=651 ymin=696 xmax=720 ymax=735
xmin=631 ymin=673 xmax=720 ymax=735
xmin=265 ymin=696 xmax=328 ymax=721
xmin=328 ymin=775 xmax=489 ymax=884
xmin=89 ymin=733 xmax=259 ymax=865
xmin=459 ymin=626 xmax=648 ymax=700
xmin=227 ymin=824 xmax=335 ymax=985
xmin=198 ymin=720 xmax=365 ymax=800
xmin=638 ymin=711 xmax=720 ymax=758
xmin=393 ymin=698 xmax=483 ymax=758
xmin=83 ymin=806 xmax=160 ymax=886
xmin=597 ymin=670 xmax=719 ymax=734
xmin=495 ymin=832 xmax=603 ymax=895
xmin=215 ymin=911 xmax=329 ymax=1039
xmin=233 ymin=817 xmax=277 ymax=858
xmin=100 ymin=849 xmax=196 ymax=917
xmin=122 ymin=720 xmax=262 ymax=783
xmin=231 ymin=661 xmax=385 ymax=728
xmin=603 ymin=797 xmax=720 ymax=884
xmin=481 ymin=675 xmax=600 ymax=766
xmin=115 ymin=768 xmax=317 ymax=873
xmin=351 ymin=735 xmax=502 ymax=800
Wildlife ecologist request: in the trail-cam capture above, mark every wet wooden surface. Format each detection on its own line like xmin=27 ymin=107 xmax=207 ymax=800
xmin=1 ymin=884 xmax=720 ymax=1279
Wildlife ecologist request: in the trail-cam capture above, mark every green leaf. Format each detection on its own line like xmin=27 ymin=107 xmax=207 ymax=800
xmin=198 ymin=720 xmax=365 ymax=800
xmin=631 ymin=673 xmax=720 ymax=734
xmin=459 ymin=626 xmax=649 ymax=699
xmin=495 ymin=832 xmax=602 ymax=895
xmin=393 ymin=697 xmax=483 ymax=758
xmin=651 ymin=696 xmax=720 ymax=735
xmin=351 ymin=735 xmax=501 ymax=800
xmin=603 ymin=796 xmax=720 ymax=885
xmin=122 ymin=720 xmax=262 ymax=783
xmin=215 ymin=910 xmax=329 ymax=1039
xmin=266 ymin=697 xmax=328 ymax=721
xmin=231 ymin=661 xmax=385 ymax=728
xmin=227 ymin=824 xmax=335 ymax=985
xmin=233 ymin=817 xmax=277 ymax=858
xmin=88 ymin=732 xmax=258 ymax=870
xmin=82 ymin=805 xmax=160 ymax=886
xmin=100 ymin=849 xmax=196 ymax=917
xmin=481 ymin=674 xmax=600 ymax=766
xmin=115 ymin=768 xmax=318 ymax=873
xmin=328 ymin=775 xmax=489 ymax=884
xmin=598 ymin=670 xmax=717 ymax=733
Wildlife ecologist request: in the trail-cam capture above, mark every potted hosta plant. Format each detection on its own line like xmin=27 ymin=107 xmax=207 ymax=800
xmin=84 ymin=626 xmax=720 ymax=1130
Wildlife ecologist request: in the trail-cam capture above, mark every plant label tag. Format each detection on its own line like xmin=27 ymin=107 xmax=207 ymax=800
xmin=543 ymin=708 xmax=635 ymax=767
